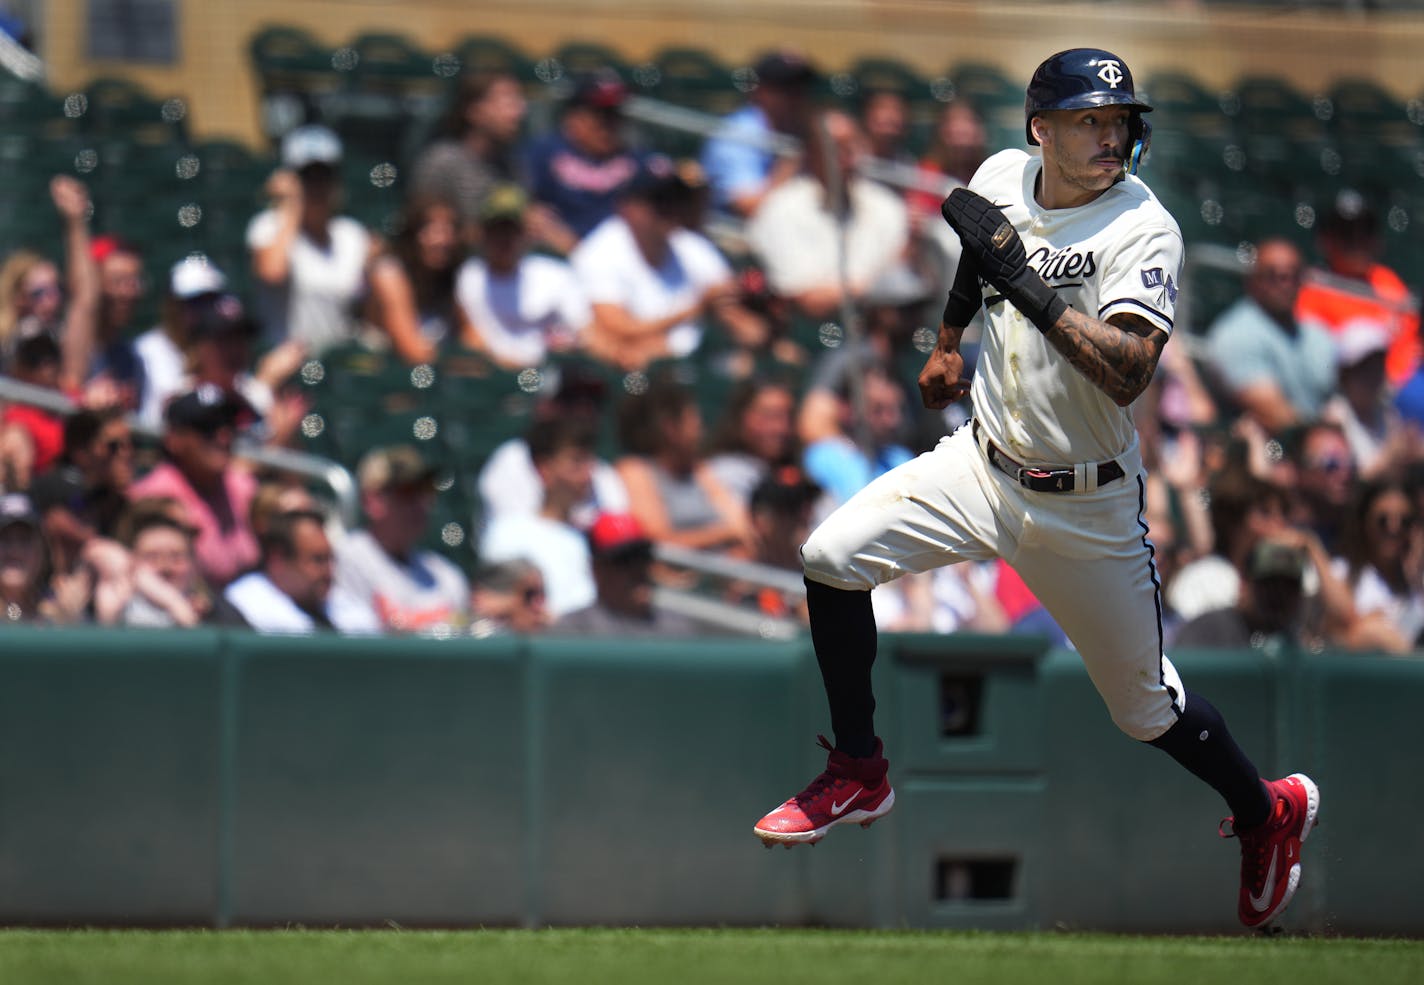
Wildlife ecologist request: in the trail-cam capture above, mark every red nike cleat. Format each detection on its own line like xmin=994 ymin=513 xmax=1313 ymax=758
xmin=754 ymin=735 xmax=895 ymax=847
xmin=1221 ymin=773 xmax=1321 ymax=928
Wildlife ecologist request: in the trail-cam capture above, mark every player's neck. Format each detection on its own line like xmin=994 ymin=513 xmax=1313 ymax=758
xmin=1034 ymin=167 xmax=1111 ymax=211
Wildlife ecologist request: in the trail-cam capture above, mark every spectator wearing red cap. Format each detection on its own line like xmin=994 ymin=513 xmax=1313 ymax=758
xmin=521 ymin=69 xmax=651 ymax=254
xmin=553 ymin=512 xmax=697 ymax=636
xmin=126 ymin=384 xmax=261 ymax=588
xmin=84 ymin=233 xmax=147 ymax=410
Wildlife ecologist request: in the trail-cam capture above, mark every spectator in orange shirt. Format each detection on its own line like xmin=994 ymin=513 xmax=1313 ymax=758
xmin=1296 ymin=189 xmax=1419 ymax=386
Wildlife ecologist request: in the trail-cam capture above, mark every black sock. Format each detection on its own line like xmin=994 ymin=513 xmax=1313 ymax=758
xmin=1147 ymin=690 xmax=1271 ymax=828
xmin=805 ymin=578 xmax=878 ymax=758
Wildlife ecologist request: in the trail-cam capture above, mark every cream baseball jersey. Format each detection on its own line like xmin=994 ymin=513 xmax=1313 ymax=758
xmin=966 ymin=149 xmax=1184 ymax=466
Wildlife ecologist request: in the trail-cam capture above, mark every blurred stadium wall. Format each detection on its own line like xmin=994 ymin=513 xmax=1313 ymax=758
xmin=32 ymin=0 xmax=1424 ymax=147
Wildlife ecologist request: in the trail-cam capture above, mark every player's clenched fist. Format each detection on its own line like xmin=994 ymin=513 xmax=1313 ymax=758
xmin=941 ymin=187 xmax=1067 ymax=334
xmin=917 ymin=346 xmax=970 ymax=410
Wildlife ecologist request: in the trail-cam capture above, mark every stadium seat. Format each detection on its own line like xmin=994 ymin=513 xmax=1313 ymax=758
xmin=650 ymin=47 xmax=738 ymax=115
xmin=1141 ymin=71 xmax=1232 ymax=141
xmin=451 ymin=35 xmax=537 ymax=84
xmin=80 ymin=76 xmax=188 ymax=146
xmin=551 ymin=41 xmax=631 ymax=83
xmin=1326 ymin=77 xmax=1420 ymax=146
xmin=1225 ymin=75 xmax=1329 ymax=142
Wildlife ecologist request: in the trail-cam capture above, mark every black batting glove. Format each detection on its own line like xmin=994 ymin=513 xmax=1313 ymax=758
xmin=941 ymin=187 xmax=1067 ymax=334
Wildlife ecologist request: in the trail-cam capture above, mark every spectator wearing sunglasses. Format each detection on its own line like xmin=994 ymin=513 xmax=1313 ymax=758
xmin=1204 ymin=238 xmax=1336 ymax=437
xmin=1330 ymin=478 xmax=1423 ymax=652
xmin=1286 ymin=420 xmax=1356 ymax=556
xmin=126 ymin=384 xmax=261 ymax=588
xmin=54 ymin=407 xmax=134 ymax=538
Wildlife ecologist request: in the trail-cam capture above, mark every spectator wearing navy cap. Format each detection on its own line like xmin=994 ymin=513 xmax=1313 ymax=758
xmin=247 ymin=123 xmax=377 ymax=355
xmin=570 ymin=159 xmax=765 ymax=370
xmin=521 ymin=69 xmax=650 ymax=254
xmin=552 ymin=512 xmax=697 ymax=637
xmin=126 ymin=384 xmax=260 ymax=588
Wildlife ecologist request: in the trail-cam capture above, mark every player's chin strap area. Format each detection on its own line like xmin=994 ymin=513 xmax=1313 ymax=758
xmin=972 ymin=420 xmax=1126 ymax=494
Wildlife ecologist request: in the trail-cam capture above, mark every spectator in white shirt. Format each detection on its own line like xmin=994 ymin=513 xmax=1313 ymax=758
xmin=335 ymin=444 xmax=471 ymax=634
xmin=455 ymin=184 xmax=591 ymax=369
xmin=224 ymin=508 xmax=379 ymax=634
xmin=571 ymin=160 xmax=765 ymax=371
xmin=247 ymin=124 xmax=377 ymax=355
xmin=746 ymin=109 xmax=910 ymax=319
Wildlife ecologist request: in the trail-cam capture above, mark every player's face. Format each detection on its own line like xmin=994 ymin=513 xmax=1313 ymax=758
xmin=1037 ymin=106 xmax=1132 ymax=199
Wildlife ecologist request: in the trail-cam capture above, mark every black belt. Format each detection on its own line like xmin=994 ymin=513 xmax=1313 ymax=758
xmin=972 ymin=420 xmax=1125 ymax=494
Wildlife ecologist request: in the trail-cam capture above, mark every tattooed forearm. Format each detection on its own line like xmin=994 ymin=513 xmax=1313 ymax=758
xmin=1041 ymin=310 xmax=1166 ymax=406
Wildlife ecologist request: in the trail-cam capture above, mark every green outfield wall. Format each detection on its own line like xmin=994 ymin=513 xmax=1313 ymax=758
xmin=0 ymin=627 xmax=1417 ymax=934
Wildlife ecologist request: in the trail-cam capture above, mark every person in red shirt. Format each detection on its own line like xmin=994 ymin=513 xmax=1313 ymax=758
xmin=1295 ymin=189 xmax=1419 ymax=386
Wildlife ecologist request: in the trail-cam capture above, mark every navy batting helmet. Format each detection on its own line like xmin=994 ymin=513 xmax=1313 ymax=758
xmin=1024 ymin=48 xmax=1152 ymax=146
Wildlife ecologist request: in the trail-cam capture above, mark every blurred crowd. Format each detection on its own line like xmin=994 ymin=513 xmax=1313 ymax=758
xmin=0 ymin=47 xmax=1422 ymax=655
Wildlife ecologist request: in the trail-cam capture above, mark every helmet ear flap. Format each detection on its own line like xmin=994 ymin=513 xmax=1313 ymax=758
xmin=1126 ymin=114 xmax=1151 ymax=175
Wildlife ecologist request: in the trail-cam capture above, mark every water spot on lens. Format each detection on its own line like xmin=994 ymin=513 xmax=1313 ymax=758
xmin=930 ymin=78 xmax=956 ymax=102
xmin=369 ymin=162 xmax=398 ymax=188
xmin=63 ymin=93 xmax=88 ymax=118
xmin=332 ymin=47 xmax=359 ymax=72
xmin=818 ymin=322 xmax=844 ymax=348
xmin=413 ymin=416 xmax=438 ymax=441
xmin=300 ymin=360 xmax=326 ymax=386
xmin=432 ymin=53 xmax=460 ymax=78
xmin=410 ymin=364 xmax=436 ymax=389
xmin=516 ymin=368 xmax=542 ymax=393
xmin=177 ymin=203 xmax=203 ymax=228
xmin=161 ymin=98 xmax=187 ymax=123
xmin=300 ymin=413 xmax=325 ymax=438
xmin=912 ymin=326 xmax=936 ymax=354
xmin=74 ymin=148 xmax=98 ymax=173
xmin=441 ymin=522 xmax=465 ymax=547
xmin=175 ymin=154 xmax=200 ymax=180
xmin=623 ymin=371 xmax=649 ymax=396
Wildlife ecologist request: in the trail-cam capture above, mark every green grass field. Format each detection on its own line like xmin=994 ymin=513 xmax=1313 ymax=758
xmin=1 ymin=928 xmax=1421 ymax=985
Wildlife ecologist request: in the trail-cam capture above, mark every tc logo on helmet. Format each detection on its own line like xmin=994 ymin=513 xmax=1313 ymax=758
xmin=1096 ymin=61 xmax=1125 ymax=89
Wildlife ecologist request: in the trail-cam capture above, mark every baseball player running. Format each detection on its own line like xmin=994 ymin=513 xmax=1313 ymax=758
xmin=754 ymin=48 xmax=1319 ymax=928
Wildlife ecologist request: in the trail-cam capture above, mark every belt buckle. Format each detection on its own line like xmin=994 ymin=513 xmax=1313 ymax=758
xmin=1019 ymin=466 xmax=1073 ymax=493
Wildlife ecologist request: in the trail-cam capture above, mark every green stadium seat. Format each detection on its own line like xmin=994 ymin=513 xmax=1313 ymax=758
xmin=1141 ymin=71 xmax=1232 ymax=140
xmin=451 ymin=35 xmax=536 ymax=84
xmin=849 ymin=57 xmax=927 ymax=100
xmin=552 ymin=41 xmax=631 ymax=83
xmin=1225 ymin=75 xmax=1329 ymax=142
xmin=650 ymin=47 xmax=738 ymax=115
xmin=1326 ymin=77 xmax=1420 ymax=146
xmin=348 ymin=32 xmax=435 ymax=82
xmin=80 ymin=76 xmax=188 ymax=146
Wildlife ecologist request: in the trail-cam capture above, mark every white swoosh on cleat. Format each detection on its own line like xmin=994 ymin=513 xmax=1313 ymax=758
xmin=1249 ymin=854 xmax=1279 ymax=913
xmin=830 ymin=789 xmax=862 ymax=816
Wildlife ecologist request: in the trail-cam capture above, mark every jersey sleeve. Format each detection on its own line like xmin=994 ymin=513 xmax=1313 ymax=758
xmin=1096 ymin=219 xmax=1184 ymax=335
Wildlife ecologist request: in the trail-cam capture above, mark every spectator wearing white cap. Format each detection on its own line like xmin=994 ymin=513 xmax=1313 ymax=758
xmin=133 ymin=255 xmax=227 ymax=431
xmin=247 ymin=124 xmax=377 ymax=355
xmin=1322 ymin=317 xmax=1424 ymax=480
